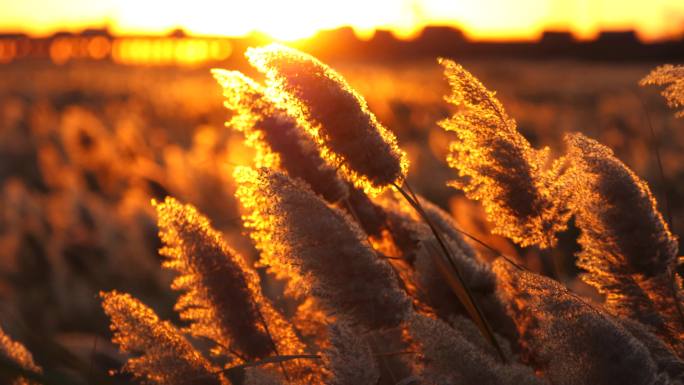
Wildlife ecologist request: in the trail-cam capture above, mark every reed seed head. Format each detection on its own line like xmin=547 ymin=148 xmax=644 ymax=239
xmin=322 ymin=322 xmax=379 ymax=385
xmin=564 ymin=133 xmax=677 ymax=277
xmin=0 ymin=326 xmax=41 ymax=385
xmin=439 ymin=58 xmax=569 ymax=248
xmin=155 ymin=196 xmax=302 ymax=360
xmin=212 ymin=69 xmax=348 ymax=202
xmin=100 ymin=291 xmax=224 ymax=385
xmin=235 ymin=166 xmax=411 ymax=329
xmin=563 ymin=133 xmax=682 ymax=348
xmin=640 ymin=65 xmax=684 ymax=118
xmin=408 ymin=312 xmax=542 ymax=385
xmin=246 ymin=44 xmax=409 ymax=195
xmin=493 ymin=260 xmax=661 ymax=385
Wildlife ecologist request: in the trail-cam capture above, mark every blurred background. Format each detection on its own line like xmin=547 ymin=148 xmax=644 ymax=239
xmin=1 ymin=0 xmax=683 ymax=380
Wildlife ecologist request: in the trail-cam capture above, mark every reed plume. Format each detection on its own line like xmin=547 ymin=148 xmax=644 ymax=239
xmin=246 ymin=44 xmax=408 ymax=194
xmin=244 ymin=368 xmax=283 ymax=385
xmin=618 ymin=318 xmax=684 ymax=381
xmin=414 ymin=238 xmax=518 ymax=340
xmin=376 ymin=196 xmax=427 ymax=265
xmin=247 ymin=45 xmax=503 ymax=355
xmin=493 ymin=260 xmax=665 ymax=385
xmin=0 ymin=326 xmax=41 ymax=385
xmin=640 ymin=65 xmax=684 ymax=117
xmin=100 ymin=291 xmax=225 ymax=385
xmin=292 ymin=297 xmax=332 ymax=350
xmin=235 ymin=167 xmax=411 ymax=329
xmin=321 ymin=322 xmax=379 ymax=385
xmin=377 ymin=195 xmax=517 ymax=340
xmin=563 ymin=133 xmax=683 ymax=350
xmin=439 ymin=58 xmax=569 ymax=248
xmin=407 ymin=312 xmax=542 ymax=385
xmin=343 ymin=186 xmax=388 ymax=237
xmin=154 ymin=197 xmax=304 ymax=361
xmin=211 ymin=69 xmax=348 ymax=203
xmin=379 ymin=194 xmax=481 ymax=264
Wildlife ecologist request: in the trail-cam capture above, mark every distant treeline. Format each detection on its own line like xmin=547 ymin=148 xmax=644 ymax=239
xmin=1 ymin=26 xmax=683 ymax=65
xmin=298 ymin=26 xmax=684 ymax=62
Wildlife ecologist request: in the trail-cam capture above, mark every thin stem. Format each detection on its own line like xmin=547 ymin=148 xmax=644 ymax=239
xmin=369 ymin=332 xmax=398 ymax=384
xmin=218 ymin=354 xmax=321 ymax=374
xmin=395 ymin=182 xmax=524 ymax=271
xmin=636 ymin=90 xmax=674 ymax=231
xmin=635 ymin=91 xmax=684 ymax=336
xmin=255 ymin=307 xmax=291 ymax=383
xmin=212 ymin=340 xmax=249 ymax=362
xmin=342 ymin=197 xmax=364 ymax=234
xmin=393 ymin=180 xmax=507 ymax=363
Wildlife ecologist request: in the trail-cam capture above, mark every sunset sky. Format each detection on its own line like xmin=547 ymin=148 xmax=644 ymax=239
xmin=1 ymin=0 xmax=683 ymax=41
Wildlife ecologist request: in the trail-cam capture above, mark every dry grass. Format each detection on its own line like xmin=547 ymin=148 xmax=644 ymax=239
xmin=0 ymin=51 xmax=682 ymax=385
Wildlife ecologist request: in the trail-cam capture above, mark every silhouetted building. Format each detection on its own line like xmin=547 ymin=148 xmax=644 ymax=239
xmin=314 ymin=27 xmax=359 ymax=46
xmin=0 ymin=32 xmax=28 ymax=39
xmin=596 ymin=30 xmax=640 ymax=45
xmin=414 ymin=26 xmax=467 ymax=57
xmin=366 ymin=29 xmax=403 ymax=59
xmin=582 ymin=30 xmax=642 ymax=60
xmin=168 ymin=28 xmax=187 ymax=38
xmin=303 ymin=27 xmax=363 ymax=59
xmin=540 ymin=31 xmax=575 ymax=45
xmin=82 ymin=27 xmax=111 ymax=37
xmin=51 ymin=31 xmax=76 ymax=39
xmin=1 ymin=25 xmax=684 ymax=65
xmin=539 ymin=31 xmax=575 ymax=57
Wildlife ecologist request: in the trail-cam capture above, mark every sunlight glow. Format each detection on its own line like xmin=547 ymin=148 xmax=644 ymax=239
xmin=0 ymin=0 xmax=683 ymax=41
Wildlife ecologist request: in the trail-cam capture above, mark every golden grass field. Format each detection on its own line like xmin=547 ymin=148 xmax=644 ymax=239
xmin=0 ymin=52 xmax=683 ymax=384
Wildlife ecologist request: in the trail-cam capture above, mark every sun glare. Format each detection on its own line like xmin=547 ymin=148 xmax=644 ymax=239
xmin=0 ymin=0 xmax=683 ymax=41
xmin=260 ymin=23 xmax=318 ymax=42
xmin=147 ymin=0 xmax=338 ymax=41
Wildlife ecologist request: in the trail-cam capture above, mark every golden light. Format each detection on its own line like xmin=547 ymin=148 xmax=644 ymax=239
xmin=0 ymin=0 xmax=683 ymax=42
xmin=87 ymin=36 xmax=111 ymax=59
xmin=49 ymin=38 xmax=73 ymax=64
xmin=0 ymin=40 xmax=17 ymax=63
xmin=111 ymin=38 xmax=231 ymax=66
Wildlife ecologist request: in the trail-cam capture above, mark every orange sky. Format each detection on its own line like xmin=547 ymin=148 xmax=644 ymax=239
xmin=1 ymin=0 xmax=683 ymax=41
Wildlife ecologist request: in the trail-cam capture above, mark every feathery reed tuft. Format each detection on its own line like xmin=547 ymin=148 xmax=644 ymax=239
xmin=100 ymin=291 xmax=225 ymax=385
xmin=235 ymin=166 xmax=411 ymax=329
xmin=640 ymin=64 xmax=684 ymax=117
xmin=154 ymin=196 xmax=304 ymax=361
xmin=563 ymin=133 xmax=682 ymax=348
xmin=377 ymin=194 xmax=517 ymax=339
xmin=0 ymin=327 xmax=41 ymax=385
xmin=407 ymin=312 xmax=542 ymax=385
xmin=321 ymin=322 xmax=379 ymax=385
xmin=379 ymin=193 xmax=481 ymax=264
xmin=439 ymin=58 xmax=569 ymax=248
xmin=378 ymin=196 xmax=516 ymax=338
xmin=493 ymin=260 xmax=663 ymax=385
xmin=618 ymin=317 xmax=684 ymax=381
xmin=244 ymin=368 xmax=284 ymax=385
xmin=212 ymin=69 xmax=348 ymax=202
xmin=413 ymin=238 xmax=518 ymax=340
xmin=343 ymin=185 xmax=388 ymax=237
xmin=246 ymin=44 xmax=408 ymax=194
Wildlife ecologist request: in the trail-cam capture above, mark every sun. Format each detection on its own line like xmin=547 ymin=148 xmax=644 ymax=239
xmin=259 ymin=21 xmax=319 ymax=41
xmin=153 ymin=0 xmax=330 ymax=41
xmin=260 ymin=26 xmax=318 ymax=41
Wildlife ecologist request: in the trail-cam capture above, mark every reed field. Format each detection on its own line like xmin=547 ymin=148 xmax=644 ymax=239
xmin=0 ymin=46 xmax=683 ymax=385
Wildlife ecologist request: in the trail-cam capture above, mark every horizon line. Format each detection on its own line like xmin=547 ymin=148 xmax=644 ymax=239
xmin=1 ymin=23 xmax=683 ymax=44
